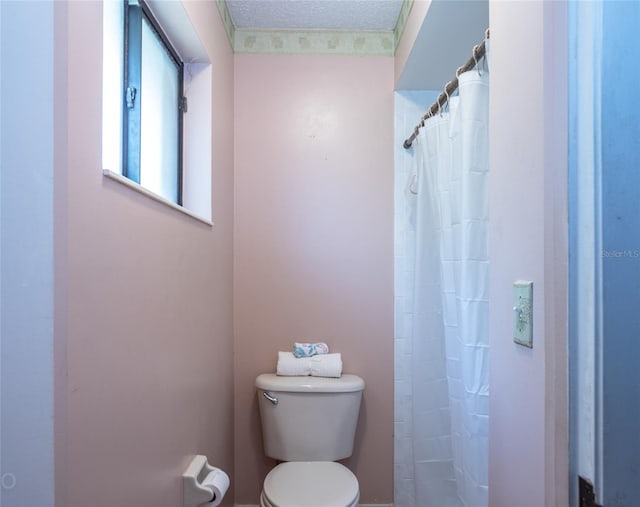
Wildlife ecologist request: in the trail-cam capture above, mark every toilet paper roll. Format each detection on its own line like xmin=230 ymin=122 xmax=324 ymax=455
xmin=201 ymin=468 xmax=229 ymax=507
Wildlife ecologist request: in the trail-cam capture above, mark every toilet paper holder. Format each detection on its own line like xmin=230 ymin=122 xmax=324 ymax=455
xmin=183 ymin=455 xmax=226 ymax=507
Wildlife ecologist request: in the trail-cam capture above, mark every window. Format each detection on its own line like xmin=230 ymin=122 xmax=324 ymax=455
xmin=102 ymin=0 xmax=213 ymax=223
xmin=123 ymin=0 xmax=184 ymax=205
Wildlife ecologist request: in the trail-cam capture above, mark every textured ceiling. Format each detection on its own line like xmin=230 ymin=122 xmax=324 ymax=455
xmin=226 ymin=0 xmax=405 ymax=31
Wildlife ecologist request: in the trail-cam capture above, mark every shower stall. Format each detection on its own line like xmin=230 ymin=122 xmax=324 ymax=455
xmin=394 ymin=29 xmax=490 ymax=507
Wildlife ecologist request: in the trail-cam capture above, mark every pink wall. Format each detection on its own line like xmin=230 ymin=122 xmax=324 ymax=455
xmin=61 ymin=2 xmax=235 ymax=506
xmin=55 ymin=3 xmax=574 ymax=505
xmin=233 ymin=55 xmax=395 ymax=504
xmin=488 ymin=1 xmax=568 ymax=505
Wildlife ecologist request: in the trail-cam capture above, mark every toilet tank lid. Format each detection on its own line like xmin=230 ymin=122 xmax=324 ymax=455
xmin=256 ymin=373 xmax=365 ymax=393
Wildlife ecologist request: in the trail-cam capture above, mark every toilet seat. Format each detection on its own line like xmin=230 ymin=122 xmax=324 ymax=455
xmin=261 ymin=461 xmax=360 ymax=507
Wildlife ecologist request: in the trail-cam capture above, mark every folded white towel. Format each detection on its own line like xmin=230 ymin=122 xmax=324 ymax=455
xmin=310 ymin=353 xmax=342 ymax=378
xmin=277 ymin=351 xmax=311 ymax=376
xmin=293 ymin=342 xmax=329 ymax=358
xmin=276 ymin=351 xmax=343 ymax=377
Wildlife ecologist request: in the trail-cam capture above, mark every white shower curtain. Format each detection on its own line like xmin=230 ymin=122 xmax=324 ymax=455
xmin=405 ymin=64 xmax=490 ymax=507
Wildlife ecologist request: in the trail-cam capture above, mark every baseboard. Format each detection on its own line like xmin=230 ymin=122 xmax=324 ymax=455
xmin=234 ymin=504 xmax=393 ymax=507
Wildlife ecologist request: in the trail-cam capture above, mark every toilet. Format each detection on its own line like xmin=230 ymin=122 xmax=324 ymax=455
xmin=255 ymin=373 xmax=365 ymax=507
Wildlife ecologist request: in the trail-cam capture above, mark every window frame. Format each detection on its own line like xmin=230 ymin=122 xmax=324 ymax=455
xmin=122 ymin=0 xmax=185 ymax=205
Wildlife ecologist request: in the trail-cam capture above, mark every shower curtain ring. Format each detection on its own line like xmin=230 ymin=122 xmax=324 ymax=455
xmin=409 ymin=173 xmax=418 ymax=195
xmin=443 ymin=88 xmax=450 ymax=114
xmin=473 ymin=45 xmax=483 ymax=76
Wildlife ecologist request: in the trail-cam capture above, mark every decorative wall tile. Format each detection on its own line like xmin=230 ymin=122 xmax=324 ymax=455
xmin=394 ymin=0 xmax=414 ymax=50
xmin=215 ymin=0 xmax=235 ymax=48
xmin=233 ymin=29 xmax=396 ymax=56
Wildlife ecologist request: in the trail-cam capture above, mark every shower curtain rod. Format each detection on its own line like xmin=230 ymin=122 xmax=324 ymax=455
xmin=403 ymin=28 xmax=490 ymax=149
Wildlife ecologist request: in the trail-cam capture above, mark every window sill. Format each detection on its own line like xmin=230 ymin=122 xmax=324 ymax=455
xmin=102 ymin=169 xmax=213 ymax=226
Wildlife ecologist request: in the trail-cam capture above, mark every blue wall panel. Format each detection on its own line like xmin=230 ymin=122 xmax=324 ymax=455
xmin=601 ymin=2 xmax=640 ymax=504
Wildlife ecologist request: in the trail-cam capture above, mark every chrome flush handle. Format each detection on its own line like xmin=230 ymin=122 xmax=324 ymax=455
xmin=262 ymin=391 xmax=278 ymax=405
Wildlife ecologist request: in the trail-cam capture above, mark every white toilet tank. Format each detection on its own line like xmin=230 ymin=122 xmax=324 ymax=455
xmin=256 ymin=373 xmax=365 ymax=462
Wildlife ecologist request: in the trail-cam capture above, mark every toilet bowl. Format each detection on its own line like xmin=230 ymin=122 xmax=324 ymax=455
xmin=260 ymin=462 xmax=359 ymax=507
xmin=255 ymin=373 xmax=365 ymax=507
